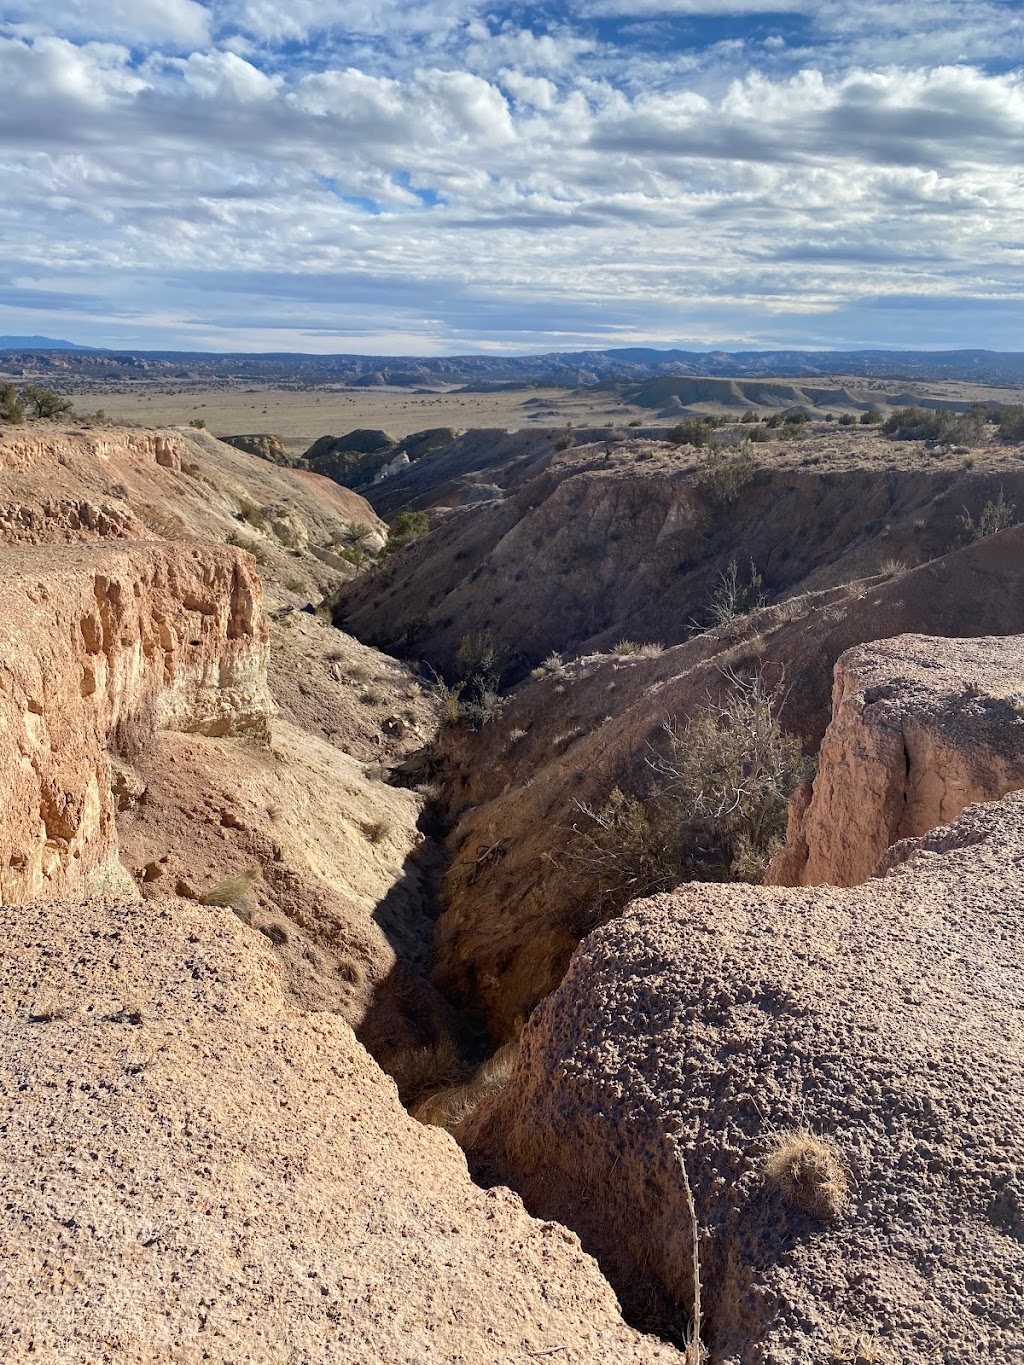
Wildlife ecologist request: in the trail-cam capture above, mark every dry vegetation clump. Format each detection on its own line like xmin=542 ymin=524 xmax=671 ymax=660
xmin=881 ymin=405 xmax=986 ymax=446
xmin=414 ymin=1039 xmax=521 ymax=1131
xmin=559 ymin=673 xmax=809 ymax=927
xmin=531 ymin=650 xmax=565 ymax=680
xmin=380 ymin=1036 xmax=471 ymax=1108
xmin=226 ymin=529 xmax=270 ymax=565
xmin=763 ymin=1128 xmax=850 ymax=1220
xmin=198 ymin=867 xmax=260 ymax=924
xmin=957 ymin=489 xmax=1017 ymax=545
xmin=692 ymin=444 xmax=759 ymax=509
xmin=704 ymin=558 xmax=765 ymax=628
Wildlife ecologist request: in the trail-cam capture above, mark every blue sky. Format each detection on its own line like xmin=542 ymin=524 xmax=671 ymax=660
xmin=1 ymin=0 xmax=1023 ymax=353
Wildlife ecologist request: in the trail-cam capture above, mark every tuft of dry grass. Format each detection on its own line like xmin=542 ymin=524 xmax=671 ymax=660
xmin=412 ymin=1039 xmax=521 ymax=1131
xmin=877 ymin=557 xmax=908 ymax=579
xmin=199 ymin=867 xmax=259 ymax=924
xmin=764 ymin=1128 xmax=849 ymax=1220
xmin=381 ymin=1036 xmax=470 ymax=1108
xmin=831 ymin=1332 xmax=883 ymax=1363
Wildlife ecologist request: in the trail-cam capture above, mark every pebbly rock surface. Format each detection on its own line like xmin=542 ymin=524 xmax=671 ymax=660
xmin=768 ymin=633 xmax=1024 ymax=886
xmin=461 ymin=789 xmax=1024 ymax=1362
xmin=0 ymin=895 xmax=678 ymax=1365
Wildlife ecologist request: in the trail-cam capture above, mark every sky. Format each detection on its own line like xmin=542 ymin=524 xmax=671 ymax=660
xmin=1 ymin=1 xmax=1023 ymax=354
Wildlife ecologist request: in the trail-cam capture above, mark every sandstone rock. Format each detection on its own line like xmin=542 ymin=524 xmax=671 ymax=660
xmin=0 ymin=542 xmax=271 ymax=905
xmin=0 ymin=895 xmax=677 ymax=1365
xmin=768 ymin=633 xmax=1024 ymax=886
xmin=462 ymin=790 xmax=1024 ymax=1361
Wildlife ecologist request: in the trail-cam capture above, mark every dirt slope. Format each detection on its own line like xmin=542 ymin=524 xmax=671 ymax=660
xmin=336 ymin=433 xmax=1024 ymax=683
xmin=427 ymin=526 xmax=1024 ymax=1040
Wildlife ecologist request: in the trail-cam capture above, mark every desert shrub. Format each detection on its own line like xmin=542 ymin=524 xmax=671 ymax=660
xmin=559 ymin=673 xmax=808 ymax=927
xmin=763 ymin=1129 xmax=849 ymax=1220
xmin=668 ymin=419 xmax=716 ymax=449
xmin=693 ymin=444 xmax=759 ymax=509
xmin=627 ymin=418 xmax=643 ymax=427
xmin=226 ymin=529 xmax=269 ymax=565
xmin=380 ymin=509 xmax=429 ymax=557
xmin=877 ymin=558 xmax=908 ymax=579
xmin=882 ymin=406 xmax=985 ymax=446
xmin=530 ymin=650 xmax=565 ymax=680
xmin=741 ymin=410 xmax=759 ymax=423
xmin=237 ymin=495 xmax=267 ymax=531
xmin=957 ymin=489 xmax=1017 ymax=544
xmin=784 ymin=408 xmax=811 ymax=426
xmin=746 ymin=423 xmax=771 ymax=442
xmin=189 ymin=417 xmax=206 ymax=429
xmin=282 ymin=575 xmax=306 ymax=593
xmin=555 ymin=426 xmax=577 ymax=451
xmin=19 ymin=385 xmax=74 ymax=420
xmin=994 ymin=405 xmax=1024 ymax=442
xmin=0 ymin=383 xmax=25 ymax=423
xmin=613 ymin=639 xmax=642 ymax=655
xmin=705 ymin=558 xmax=766 ymax=627
xmin=334 ymin=521 xmax=375 ymax=567
xmin=838 ymin=413 xmax=856 ymax=426
xmin=859 ymin=405 xmax=884 ymax=425
xmin=381 ymin=1036 xmax=470 ymax=1108
xmin=456 ymin=629 xmax=502 ymax=695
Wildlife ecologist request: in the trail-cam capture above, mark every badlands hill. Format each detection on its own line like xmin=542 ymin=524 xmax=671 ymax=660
xmin=0 ymin=410 xmax=1022 ymax=1361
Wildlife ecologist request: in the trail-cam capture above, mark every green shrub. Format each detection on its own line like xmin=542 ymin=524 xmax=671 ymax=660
xmin=860 ymin=405 xmax=884 ymax=425
xmin=189 ymin=417 xmax=207 ymax=429
xmin=838 ymin=413 xmax=857 ymax=427
xmin=380 ymin=509 xmax=429 ymax=557
xmin=668 ymin=419 xmax=716 ymax=449
xmin=0 ymin=383 xmax=25 ymax=423
xmin=994 ymin=406 xmax=1024 ymax=442
xmin=555 ymin=426 xmax=577 ymax=451
xmin=19 ymin=385 xmax=74 ymax=420
xmin=882 ymin=406 xmax=985 ymax=446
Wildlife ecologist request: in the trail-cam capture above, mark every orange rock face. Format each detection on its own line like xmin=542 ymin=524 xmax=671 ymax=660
xmin=768 ymin=633 xmax=1024 ymax=886
xmin=0 ymin=542 xmax=271 ymax=905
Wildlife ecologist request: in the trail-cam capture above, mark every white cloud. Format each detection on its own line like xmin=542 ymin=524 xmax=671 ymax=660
xmin=0 ymin=7 xmax=1023 ymax=350
xmin=1 ymin=0 xmax=211 ymax=48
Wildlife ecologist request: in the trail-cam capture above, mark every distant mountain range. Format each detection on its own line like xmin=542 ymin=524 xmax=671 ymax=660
xmin=1 ymin=343 xmax=1023 ymax=387
xmin=0 ymin=336 xmax=95 ymax=351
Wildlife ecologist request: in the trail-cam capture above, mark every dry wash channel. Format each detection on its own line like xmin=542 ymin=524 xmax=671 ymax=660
xmin=333 ymin=426 xmax=1024 ymax=1360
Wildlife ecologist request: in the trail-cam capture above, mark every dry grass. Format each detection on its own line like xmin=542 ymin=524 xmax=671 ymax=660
xmin=831 ymin=1332 xmax=883 ymax=1363
xmin=381 ymin=1036 xmax=470 ymax=1108
xmin=877 ymin=557 xmax=908 ymax=579
xmin=198 ymin=867 xmax=259 ymax=924
xmin=413 ymin=1039 xmax=521 ymax=1131
xmin=764 ymin=1128 xmax=849 ymax=1220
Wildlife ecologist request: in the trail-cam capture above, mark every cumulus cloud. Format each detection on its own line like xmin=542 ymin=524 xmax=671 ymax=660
xmin=0 ymin=5 xmax=1023 ymax=349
